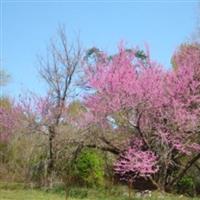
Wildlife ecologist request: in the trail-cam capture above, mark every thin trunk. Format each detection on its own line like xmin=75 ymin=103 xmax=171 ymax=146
xmin=149 ymin=176 xmax=159 ymax=190
xmin=47 ymin=126 xmax=56 ymax=175
xmin=195 ymin=163 xmax=200 ymax=172
xmin=128 ymin=179 xmax=133 ymax=199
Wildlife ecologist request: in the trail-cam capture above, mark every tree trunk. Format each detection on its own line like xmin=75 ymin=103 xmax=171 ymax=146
xmin=47 ymin=126 xmax=56 ymax=175
xmin=128 ymin=179 xmax=133 ymax=199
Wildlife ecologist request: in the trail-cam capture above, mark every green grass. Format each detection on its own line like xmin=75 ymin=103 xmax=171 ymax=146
xmin=0 ymin=183 xmax=199 ymax=200
xmin=0 ymin=189 xmax=65 ymax=200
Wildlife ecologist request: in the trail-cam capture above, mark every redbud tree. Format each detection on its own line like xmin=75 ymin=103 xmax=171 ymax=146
xmin=83 ymin=43 xmax=200 ymax=190
xmin=0 ymin=99 xmax=23 ymax=142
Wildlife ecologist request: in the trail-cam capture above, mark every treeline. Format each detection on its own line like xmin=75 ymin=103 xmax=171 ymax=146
xmin=0 ymin=27 xmax=200 ymax=197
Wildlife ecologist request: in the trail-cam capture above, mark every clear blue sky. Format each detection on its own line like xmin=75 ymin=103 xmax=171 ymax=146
xmin=1 ymin=1 xmax=199 ymax=98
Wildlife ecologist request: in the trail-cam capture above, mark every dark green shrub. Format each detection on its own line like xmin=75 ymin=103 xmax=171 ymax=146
xmin=177 ymin=176 xmax=195 ymax=196
xmin=73 ymin=148 xmax=105 ymax=187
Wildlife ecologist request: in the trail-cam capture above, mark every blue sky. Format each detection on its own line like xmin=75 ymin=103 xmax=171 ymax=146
xmin=1 ymin=1 xmax=199 ymax=98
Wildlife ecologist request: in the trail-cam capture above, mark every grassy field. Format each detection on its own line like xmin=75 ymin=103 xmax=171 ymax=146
xmin=0 ymin=183 xmax=199 ymax=200
xmin=0 ymin=189 xmax=64 ymax=200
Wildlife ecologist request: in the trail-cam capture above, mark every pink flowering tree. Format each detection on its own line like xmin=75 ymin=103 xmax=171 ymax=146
xmin=0 ymin=93 xmax=52 ymax=143
xmin=83 ymin=43 xmax=200 ymax=190
xmin=114 ymin=138 xmax=158 ymax=191
xmin=0 ymin=103 xmax=21 ymax=142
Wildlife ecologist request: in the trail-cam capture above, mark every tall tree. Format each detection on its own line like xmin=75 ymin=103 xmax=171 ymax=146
xmin=38 ymin=26 xmax=83 ymax=175
xmin=83 ymin=44 xmax=200 ymax=190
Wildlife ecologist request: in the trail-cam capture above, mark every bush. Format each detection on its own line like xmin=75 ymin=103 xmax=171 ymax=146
xmin=4 ymin=132 xmax=47 ymax=185
xmin=73 ymin=148 xmax=105 ymax=187
xmin=177 ymin=176 xmax=196 ymax=196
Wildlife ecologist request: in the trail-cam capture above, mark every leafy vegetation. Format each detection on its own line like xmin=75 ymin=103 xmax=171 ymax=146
xmin=73 ymin=149 xmax=105 ymax=187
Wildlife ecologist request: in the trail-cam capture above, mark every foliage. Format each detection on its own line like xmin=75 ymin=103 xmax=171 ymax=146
xmin=83 ymin=43 xmax=200 ymax=190
xmin=0 ymin=132 xmax=47 ymax=184
xmin=172 ymin=43 xmax=200 ymax=71
xmin=73 ymin=149 xmax=105 ymax=187
xmin=1 ymin=40 xmax=200 ymax=196
xmin=114 ymin=138 xmax=158 ymax=182
xmin=176 ymin=162 xmax=200 ymax=196
xmin=0 ymin=98 xmax=22 ymax=142
xmin=177 ymin=176 xmax=196 ymax=196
